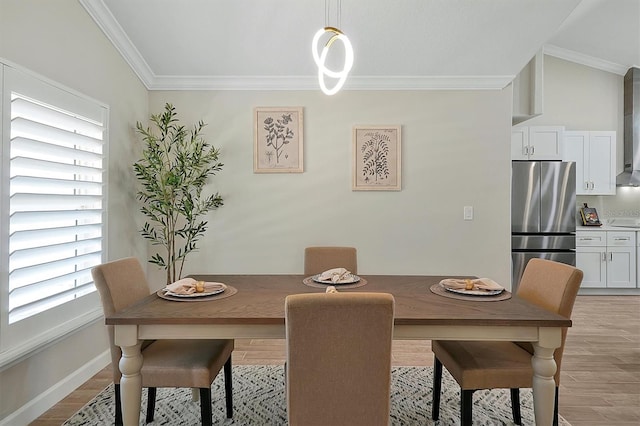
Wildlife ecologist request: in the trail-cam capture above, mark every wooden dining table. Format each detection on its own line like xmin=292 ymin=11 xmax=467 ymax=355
xmin=106 ymin=274 xmax=571 ymax=426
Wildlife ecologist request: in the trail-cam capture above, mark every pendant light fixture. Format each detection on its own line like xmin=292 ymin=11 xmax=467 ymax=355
xmin=311 ymin=0 xmax=354 ymax=95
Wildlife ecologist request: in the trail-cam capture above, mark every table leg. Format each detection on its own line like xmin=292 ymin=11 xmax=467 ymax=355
xmin=532 ymin=328 xmax=561 ymax=426
xmin=115 ymin=324 xmax=143 ymax=426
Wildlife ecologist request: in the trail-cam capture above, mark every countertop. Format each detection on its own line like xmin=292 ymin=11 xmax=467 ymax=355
xmin=577 ymin=224 xmax=640 ymax=232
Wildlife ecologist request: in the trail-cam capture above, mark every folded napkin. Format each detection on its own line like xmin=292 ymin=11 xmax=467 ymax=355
xmin=165 ymin=278 xmax=226 ymax=295
xmin=439 ymin=278 xmax=504 ymax=292
xmin=318 ymin=267 xmax=353 ymax=283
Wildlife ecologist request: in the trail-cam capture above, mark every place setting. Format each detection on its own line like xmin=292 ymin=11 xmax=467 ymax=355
xmin=430 ymin=277 xmax=511 ymax=301
xmin=157 ymin=277 xmax=238 ymax=302
xmin=303 ymin=267 xmax=368 ymax=289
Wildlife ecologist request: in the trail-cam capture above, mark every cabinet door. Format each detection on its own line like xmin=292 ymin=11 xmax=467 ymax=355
xmin=607 ymin=247 xmax=637 ymax=288
xmin=528 ymin=126 xmax=564 ymax=160
xmin=576 ymin=247 xmax=607 ymax=288
xmin=511 ymin=126 xmax=529 ymax=160
xmin=564 ymin=131 xmax=589 ymax=194
xmin=588 ymin=131 xmax=616 ymax=195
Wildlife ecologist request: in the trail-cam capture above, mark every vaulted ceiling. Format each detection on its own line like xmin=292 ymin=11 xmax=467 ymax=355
xmin=80 ymin=0 xmax=640 ymax=90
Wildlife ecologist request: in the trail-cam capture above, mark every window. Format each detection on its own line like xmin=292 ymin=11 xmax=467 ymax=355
xmin=0 ymin=62 xmax=108 ymax=364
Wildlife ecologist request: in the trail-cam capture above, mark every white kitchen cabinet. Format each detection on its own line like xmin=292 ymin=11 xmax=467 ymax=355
xmin=511 ymin=126 xmax=564 ymax=160
xmin=576 ymin=246 xmax=607 ymax=287
xmin=607 ymin=232 xmax=637 ymax=288
xmin=576 ymin=230 xmax=637 ymax=288
xmin=563 ymin=130 xmax=616 ymax=195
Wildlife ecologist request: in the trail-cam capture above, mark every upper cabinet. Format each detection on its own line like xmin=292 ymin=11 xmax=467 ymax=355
xmin=563 ymin=131 xmax=616 ymax=195
xmin=512 ymin=51 xmax=543 ymax=125
xmin=512 ymin=125 xmax=564 ymax=160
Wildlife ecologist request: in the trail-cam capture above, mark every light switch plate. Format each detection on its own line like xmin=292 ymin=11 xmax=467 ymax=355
xmin=464 ymin=206 xmax=473 ymax=220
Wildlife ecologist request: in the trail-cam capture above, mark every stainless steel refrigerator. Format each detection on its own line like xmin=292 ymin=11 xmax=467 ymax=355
xmin=511 ymin=161 xmax=576 ymax=291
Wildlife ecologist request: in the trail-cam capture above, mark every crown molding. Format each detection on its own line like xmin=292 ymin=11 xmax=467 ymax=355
xmin=543 ymin=44 xmax=628 ymax=76
xmin=149 ymin=75 xmax=515 ymax=91
xmin=79 ymin=0 xmax=155 ymax=87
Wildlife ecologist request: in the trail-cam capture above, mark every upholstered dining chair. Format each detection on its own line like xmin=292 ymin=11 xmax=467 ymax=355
xmin=303 ymin=246 xmax=358 ymax=275
xmin=431 ymin=258 xmax=583 ymax=426
xmin=91 ymin=257 xmax=234 ymax=426
xmin=285 ymin=291 xmax=395 ymax=426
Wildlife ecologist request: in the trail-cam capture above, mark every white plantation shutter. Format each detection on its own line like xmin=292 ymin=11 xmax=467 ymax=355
xmin=1 ymin=63 xmax=108 ymax=363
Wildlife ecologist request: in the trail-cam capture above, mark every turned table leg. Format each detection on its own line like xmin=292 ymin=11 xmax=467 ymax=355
xmin=115 ymin=325 xmax=143 ymax=426
xmin=531 ymin=327 xmax=561 ymax=426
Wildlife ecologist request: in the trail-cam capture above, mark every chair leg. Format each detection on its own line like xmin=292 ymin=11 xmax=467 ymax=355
xmin=223 ymin=356 xmax=233 ymax=418
xmin=554 ymin=386 xmax=559 ymax=426
xmin=114 ymin=384 xmax=122 ymax=426
xmin=145 ymin=387 xmax=156 ymax=423
xmin=200 ymin=388 xmax=212 ymax=426
xmin=432 ymin=357 xmax=443 ymax=420
xmin=461 ymin=389 xmax=474 ymax=426
xmin=510 ymin=388 xmax=522 ymax=425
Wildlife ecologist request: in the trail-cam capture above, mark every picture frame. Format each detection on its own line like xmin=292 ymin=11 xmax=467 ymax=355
xmin=352 ymin=125 xmax=402 ymax=191
xmin=254 ymin=107 xmax=304 ymax=173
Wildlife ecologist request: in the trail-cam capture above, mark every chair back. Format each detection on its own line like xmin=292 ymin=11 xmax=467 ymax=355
xmin=515 ymin=258 xmax=583 ymax=383
xmin=91 ymin=257 xmax=151 ymax=383
xmin=285 ymin=292 xmax=394 ymax=426
xmin=304 ymin=246 xmax=358 ymax=275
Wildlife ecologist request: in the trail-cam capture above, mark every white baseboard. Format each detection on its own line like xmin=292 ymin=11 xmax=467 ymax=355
xmin=0 ymin=350 xmax=110 ymax=426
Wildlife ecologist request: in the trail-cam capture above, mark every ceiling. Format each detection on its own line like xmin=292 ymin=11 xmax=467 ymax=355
xmin=80 ymin=0 xmax=640 ymax=90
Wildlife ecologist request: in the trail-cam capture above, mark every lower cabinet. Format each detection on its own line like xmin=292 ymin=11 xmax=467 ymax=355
xmin=576 ymin=231 xmax=637 ymax=288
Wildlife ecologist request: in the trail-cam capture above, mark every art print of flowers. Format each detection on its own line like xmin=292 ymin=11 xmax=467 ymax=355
xmin=254 ymin=107 xmax=303 ymax=173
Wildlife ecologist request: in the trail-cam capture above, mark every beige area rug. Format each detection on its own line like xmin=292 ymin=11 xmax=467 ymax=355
xmin=64 ymin=365 xmax=571 ymax=425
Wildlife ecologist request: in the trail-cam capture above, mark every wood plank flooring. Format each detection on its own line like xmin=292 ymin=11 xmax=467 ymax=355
xmin=30 ymin=295 xmax=639 ymax=425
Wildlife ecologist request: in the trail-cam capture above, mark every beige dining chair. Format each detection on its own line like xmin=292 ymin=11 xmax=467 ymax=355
xmin=92 ymin=257 xmax=234 ymax=426
xmin=303 ymin=246 xmax=358 ymax=275
xmin=431 ymin=258 xmax=583 ymax=426
xmin=285 ymin=291 xmax=394 ymax=426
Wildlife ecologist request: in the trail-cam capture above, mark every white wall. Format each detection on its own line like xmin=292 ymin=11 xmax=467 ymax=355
xmin=0 ymin=0 xmax=148 ymax=422
xmin=146 ymin=90 xmax=513 ymax=288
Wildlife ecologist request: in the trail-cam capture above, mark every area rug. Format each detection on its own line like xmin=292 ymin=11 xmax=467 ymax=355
xmin=64 ymin=365 xmax=571 ymax=425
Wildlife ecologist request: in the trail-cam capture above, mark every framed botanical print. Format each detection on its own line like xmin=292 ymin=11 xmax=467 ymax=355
xmin=352 ymin=125 xmax=401 ymax=190
xmin=254 ymin=107 xmax=304 ymax=173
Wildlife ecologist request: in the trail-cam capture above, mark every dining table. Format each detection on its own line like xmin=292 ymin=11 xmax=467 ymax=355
xmin=106 ymin=274 xmax=571 ymax=426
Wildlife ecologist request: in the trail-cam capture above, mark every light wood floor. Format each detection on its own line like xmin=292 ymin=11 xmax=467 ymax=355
xmin=30 ymin=295 xmax=639 ymax=426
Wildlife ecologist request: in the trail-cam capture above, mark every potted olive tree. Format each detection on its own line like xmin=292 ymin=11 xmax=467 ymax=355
xmin=133 ymin=103 xmax=224 ymax=284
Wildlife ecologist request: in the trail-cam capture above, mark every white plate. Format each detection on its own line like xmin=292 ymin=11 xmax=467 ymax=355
xmin=163 ymin=285 xmax=226 ymax=298
xmin=312 ymin=273 xmax=360 ymax=285
xmin=440 ymin=283 xmax=503 ymax=296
